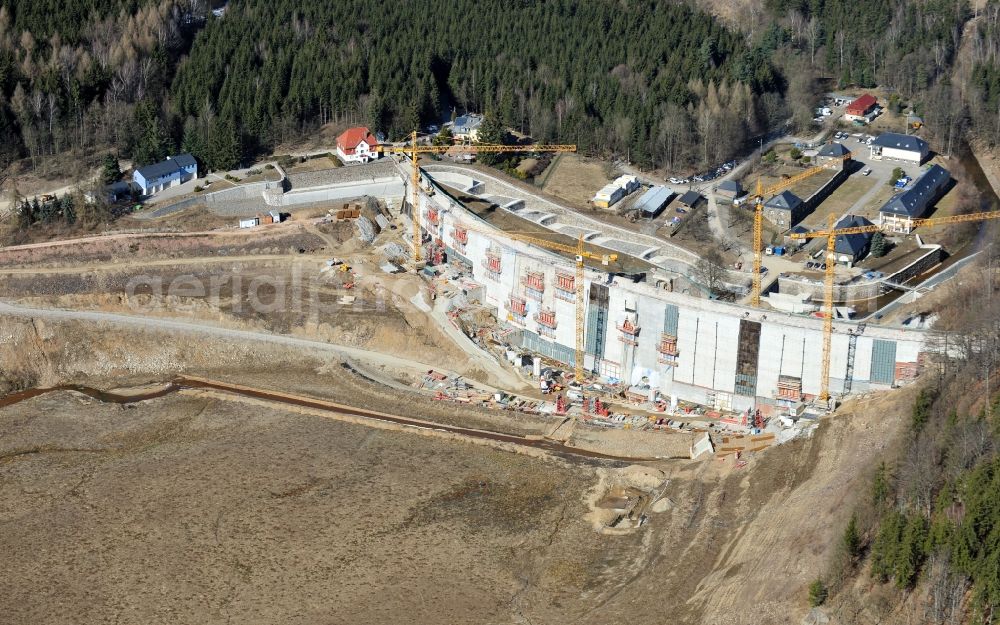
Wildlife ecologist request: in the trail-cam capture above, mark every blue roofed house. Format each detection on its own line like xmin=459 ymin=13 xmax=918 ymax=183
xmin=132 ymin=154 xmax=198 ymax=196
xmin=833 ymin=215 xmax=875 ymax=264
xmin=878 ymin=164 xmax=951 ymax=233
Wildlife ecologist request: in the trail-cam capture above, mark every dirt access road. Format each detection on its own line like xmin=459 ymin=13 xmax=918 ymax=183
xmin=0 ymin=300 xmax=528 ymax=391
xmin=0 ymin=376 xmax=650 ymax=462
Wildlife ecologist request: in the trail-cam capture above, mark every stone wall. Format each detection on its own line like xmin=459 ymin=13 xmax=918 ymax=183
xmin=778 ymin=244 xmax=943 ymax=303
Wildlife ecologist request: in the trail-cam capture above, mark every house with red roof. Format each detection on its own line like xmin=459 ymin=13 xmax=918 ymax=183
xmin=336 ymin=127 xmax=380 ymax=164
xmin=844 ymin=94 xmax=878 ymax=122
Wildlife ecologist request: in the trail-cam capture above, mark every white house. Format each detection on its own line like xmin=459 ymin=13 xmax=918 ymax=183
xmin=878 ymin=164 xmax=951 ymax=233
xmin=133 ymin=153 xmax=198 ymax=196
xmin=336 ymin=127 xmax=380 ymax=164
xmin=869 ymin=133 xmax=929 ymax=164
xmin=452 ymin=114 xmax=484 ymax=142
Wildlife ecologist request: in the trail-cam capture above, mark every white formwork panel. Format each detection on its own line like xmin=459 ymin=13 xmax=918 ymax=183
xmin=673 ymin=310 xmax=700 ymax=385
xmin=608 ymin=285 xmax=628 ymax=318
xmin=853 ymin=336 xmax=874 ymax=382
xmin=552 ymin=295 xmax=577 ymax=349
xmin=801 ymin=327 xmax=826 ymax=397
xmin=778 ymin=327 xmax=807 ymax=378
xmin=637 ymin=295 xmax=668 ymax=373
xmin=634 ymin=328 xmax=660 ymax=375
xmin=692 ymin=316 xmax=719 ymax=389
xmin=828 ymin=332 xmax=852 ymax=383
xmin=642 ymin=294 xmax=668 ymax=335
xmin=713 ymin=316 xmax=740 ymax=394
xmin=896 ymin=339 xmax=921 ymax=363
xmin=756 ymin=323 xmax=787 ymax=398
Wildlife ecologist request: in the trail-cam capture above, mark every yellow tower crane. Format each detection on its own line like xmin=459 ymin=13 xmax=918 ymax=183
xmin=749 ymin=154 xmax=851 ymax=306
xmin=790 ymin=208 xmax=1000 ymax=402
xmin=454 ymin=222 xmax=617 ymax=382
xmin=378 ymin=131 xmax=576 ymax=265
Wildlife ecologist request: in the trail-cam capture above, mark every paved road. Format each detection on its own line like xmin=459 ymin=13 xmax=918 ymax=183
xmin=861 ymin=252 xmax=983 ymax=323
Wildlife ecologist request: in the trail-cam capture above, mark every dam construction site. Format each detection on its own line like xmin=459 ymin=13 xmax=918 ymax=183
xmin=0 ymin=133 xmax=996 ymax=625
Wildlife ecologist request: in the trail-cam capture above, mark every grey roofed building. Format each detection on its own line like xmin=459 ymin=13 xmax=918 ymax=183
xmin=784 ymin=224 xmax=811 ymax=247
xmin=453 ymin=114 xmax=483 ymax=137
xmin=879 ymin=164 xmax=951 ymax=218
xmin=817 ymin=142 xmax=851 ymax=157
xmin=763 ymin=190 xmax=806 ymax=228
xmin=765 ymin=190 xmax=802 ymax=211
xmin=133 ymin=153 xmax=199 ymax=196
xmin=816 ymin=141 xmax=852 ymax=170
xmin=135 ymin=159 xmax=182 ymax=181
xmin=172 ymin=153 xmax=197 ymax=169
xmin=715 ymin=179 xmax=742 ymax=199
xmin=834 ymin=214 xmax=874 ymax=262
xmin=633 ymin=185 xmax=673 ymax=217
xmin=872 ymin=133 xmax=928 ymax=152
xmin=678 ymin=190 xmax=702 ymax=207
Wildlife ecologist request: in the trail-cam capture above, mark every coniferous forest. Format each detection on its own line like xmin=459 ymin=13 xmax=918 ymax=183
xmin=0 ymin=0 xmax=996 ymax=174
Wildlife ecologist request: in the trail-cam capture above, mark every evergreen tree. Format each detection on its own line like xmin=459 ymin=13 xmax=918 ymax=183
xmin=16 ymin=198 xmax=34 ymax=230
xmin=131 ymin=101 xmax=172 ymax=167
xmin=895 ymin=514 xmax=928 ymax=589
xmin=208 ymin=118 xmax=240 ymax=171
xmin=181 ymin=118 xmax=206 ymax=164
xmin=870 ymin=232 xmax=887 ymax=258
xmin=843 ymin=513 xmax=862 ymax=563
xmin=476 ymin=113 xmax=509 ymax=166
xmin=59 ymin=194 xmax=75 ymax=224
xmin=807 ymin=579 xmax=828 ymax=607
xmin=100 ymin=154 xmax=121 ymax=186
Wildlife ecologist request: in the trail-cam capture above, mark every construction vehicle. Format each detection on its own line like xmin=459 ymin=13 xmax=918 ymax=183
xmin=749 ymin=154 xmax=851 ymax=306
xmin=789 ymin=208 xmax=1000 ymax=402
xmin=377 ymin=132 xmax=575 ymax=265
xmin=450 ymin=221 xmax=617 ymax=382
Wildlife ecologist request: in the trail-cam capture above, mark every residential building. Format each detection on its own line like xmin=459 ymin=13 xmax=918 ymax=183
xmin=633 ymin=186 xmax=673 ymax=217
xmin=453 ymin=114 xmax=484 ymax=142
xmin=845 ymin=93 xmax=878 ymax=122
xmin=763 ymin=190 xmax=805 ymax=228
xmin=816 ymin=142 xmax=851 ymax=170
xmin=870 ymin=133 xmax=929 ymax=164
xmin=715 ymin=179 xmax=743 ymax=202
xmin=678 ymin=190 xmax=703 ymax=208
xmin=336 ymin=127 xmax=380 ymax=164
xmin=878 ymin=164 xmax=951 ymax=233
xmin=833 ymin=215 xmax=874 ymax=264
xmin=132 ymin=154 xmax=198 ymax=196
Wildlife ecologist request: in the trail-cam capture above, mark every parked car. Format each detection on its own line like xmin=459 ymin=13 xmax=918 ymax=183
xmin=862 ymin=168 xmax=872 ymax=176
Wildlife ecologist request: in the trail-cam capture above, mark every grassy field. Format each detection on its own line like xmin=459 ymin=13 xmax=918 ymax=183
xmin=280 ymin=154 xmax=342 ymax=173
xmin=540 ymin=154 xmax=613 ymax=208
xmin=799 ymin=176 xmax=879 ymax=229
